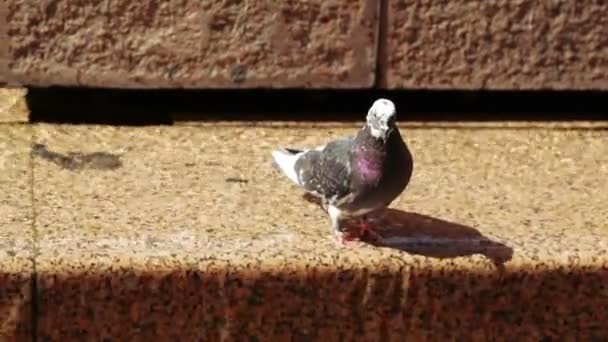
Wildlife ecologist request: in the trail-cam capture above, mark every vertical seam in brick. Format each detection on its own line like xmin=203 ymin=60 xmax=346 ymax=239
xmin=29 ymin=127 xmax=39 ymax=342
xmin=0 ymin=1 xmax=11 ymax=86
xmin=374 ymin=0 xmax=389 ymax=89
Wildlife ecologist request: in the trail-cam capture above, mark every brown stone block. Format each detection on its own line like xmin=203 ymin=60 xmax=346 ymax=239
xmin=385 ymin=1 xmax=608 ymax=89
xmin=1 ymin=0 xmax=378 ymax=88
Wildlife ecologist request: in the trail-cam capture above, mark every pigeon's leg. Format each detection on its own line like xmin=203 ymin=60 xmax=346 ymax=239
xmin=327 ymin=205 xmax=342 ymax=235
xmin=328 ymin=205 xmax=364 ymax=247
xmin=321 ymin=198 xmax=329 ymax=213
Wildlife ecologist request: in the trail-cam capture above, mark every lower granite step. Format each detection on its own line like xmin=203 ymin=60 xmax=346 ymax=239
xmin=1 ymin=117 xmax=608 ymax=339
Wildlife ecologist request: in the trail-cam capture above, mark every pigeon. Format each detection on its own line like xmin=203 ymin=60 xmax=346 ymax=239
xmin=271 ymin=98 xmax=414 ymax=244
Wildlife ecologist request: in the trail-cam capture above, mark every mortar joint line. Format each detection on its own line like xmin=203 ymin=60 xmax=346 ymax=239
xmin=28 ymin=123 xmax=39 ymax=342
xmin=374 ymin=0 xmax=389 ymax=89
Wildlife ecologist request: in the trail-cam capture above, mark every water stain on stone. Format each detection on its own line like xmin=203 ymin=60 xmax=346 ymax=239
xmin=32 ymin=143 xmax=122 ymax=171
xmin=145 ymin=235 xmax=162 ymax=249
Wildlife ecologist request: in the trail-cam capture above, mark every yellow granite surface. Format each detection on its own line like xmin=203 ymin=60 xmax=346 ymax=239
xmin=0 ymin=88 xmax=29 ymax=123
xmin=30 ymin=121 xmax=608 ymax=340
xmin=0 ymin=125 xmax=33 ymax=339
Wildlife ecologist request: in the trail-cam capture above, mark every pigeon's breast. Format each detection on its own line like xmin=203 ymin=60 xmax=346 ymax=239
xmin=343 ymin=130 xmax=413 ymax=215
xmin=353 ymin=153 xmax=383 ymax=184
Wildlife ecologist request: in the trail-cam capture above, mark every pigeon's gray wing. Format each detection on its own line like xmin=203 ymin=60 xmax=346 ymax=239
xmin=293 ymin=138 xmax=354 ymax=203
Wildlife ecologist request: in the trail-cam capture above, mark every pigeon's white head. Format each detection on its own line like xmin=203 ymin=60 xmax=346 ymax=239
xmin=366 ymin=98 xmax=397 ymax=140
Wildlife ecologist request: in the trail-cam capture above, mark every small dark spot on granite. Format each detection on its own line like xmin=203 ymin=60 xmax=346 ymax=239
xmin=248 ymin=292 xmax=264 ymax=306
xmin=6 ymin=250 xmax=16 ymax=257
xmin=32 ymin=143 xmax=122 ymax=171
xmin=192 ymin=272 xmax=202 ymax=288
xmin=225 ymin=177 xmax=249 ymax=183
xmin=230 ymin=64 xmax=247 ymax=84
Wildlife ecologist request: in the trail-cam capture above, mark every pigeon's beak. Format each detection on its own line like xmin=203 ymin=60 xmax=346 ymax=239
xmin=379 ymin=125 xmax=393 ymax=141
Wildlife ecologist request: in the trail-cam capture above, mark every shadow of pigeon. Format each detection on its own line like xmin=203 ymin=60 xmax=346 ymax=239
xmin=302 ymin=193 xmax=513 ymax=269
xmin=363 ymin=209 xmax=513 ymax=267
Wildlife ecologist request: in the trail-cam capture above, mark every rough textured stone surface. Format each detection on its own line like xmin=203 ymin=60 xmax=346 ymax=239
xmin=31 ymin=119 xmax=608 ymax=340
xmin=1 ymin=0 xmax=377 ymax=88
xmin=386 ymin=0 xmax=608 ymax=89
xmin=0 ymin=88 xmax=29 ymax=122
xmin=0 ymin=125 xmax=33 ymax=340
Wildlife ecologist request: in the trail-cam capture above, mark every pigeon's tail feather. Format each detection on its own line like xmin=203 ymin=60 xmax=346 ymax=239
xmin=272 ymin=148 xmax=304 ymax=185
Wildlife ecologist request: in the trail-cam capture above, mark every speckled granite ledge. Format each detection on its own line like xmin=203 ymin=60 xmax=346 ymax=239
xmin=0 ymin=88 xmax=29 ymax=122
xmin=0 ymin=125 xmax=33 ymax=339
xmin=32 ymin=122 xmax=608 ymax=340
xmin=2 ymin=114 xmax=608 ymax=339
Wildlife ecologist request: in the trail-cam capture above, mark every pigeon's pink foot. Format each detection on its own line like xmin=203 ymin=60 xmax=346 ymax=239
xmin=357 ymin=218 xmax=382 ymax=242
xmin=339 ymin=234 xmax=365 ymax=248
xmin=333 ymin=231 xmax=365 ymax=248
